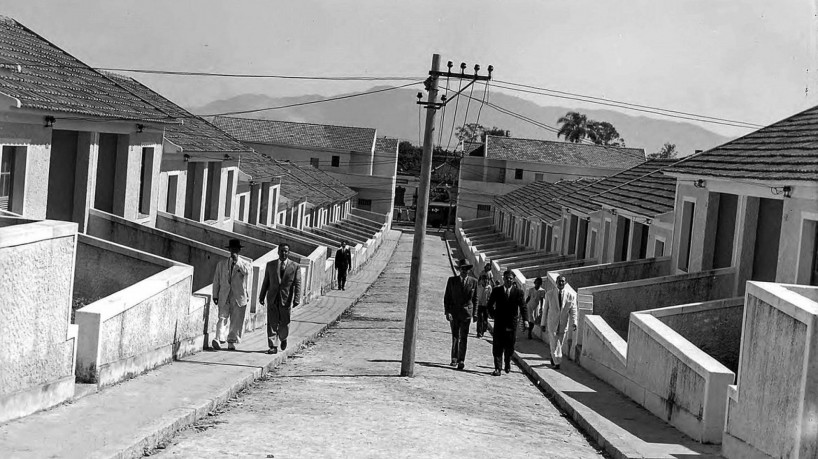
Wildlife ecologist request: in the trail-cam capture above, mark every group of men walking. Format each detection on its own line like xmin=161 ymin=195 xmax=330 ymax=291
xmin=444 ymin=259 xmax=577 ymax=375
xmin=210 ymin=238 xmax=352 ymax=354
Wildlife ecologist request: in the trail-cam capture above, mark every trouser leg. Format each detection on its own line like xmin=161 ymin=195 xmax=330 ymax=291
xmin=548 ymin=332 xmax=564 ymax=365
xmin=338 ymin=269 xmax=347 ymax=289
xmin=455 ymin=317 xmax=470 ymax=363
xmin=492 ymin=333 xmax=504 ymax=370
xmin=267 ymin=299 xmax=280 ymax=349
xmin=214 ymin=300 xmax=230 ymax=342
xmin=450 ymin=319 xmax=458 ymax=361
xmin=504 ymin=326 xmax=517 ymax=367
xmin=279 ymin=305 xmax=291 ymax=342
xmin=227 ymin=304 xmax=248 ymax=343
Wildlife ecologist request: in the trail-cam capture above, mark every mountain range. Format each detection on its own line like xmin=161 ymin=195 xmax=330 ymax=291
xmin=190 ymin=86 xmax=734 ymax=156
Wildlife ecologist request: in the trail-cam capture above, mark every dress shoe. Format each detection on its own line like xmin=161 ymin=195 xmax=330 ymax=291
xmin=211 ymin=339 xmax=221 ymax=351
xmin=554 ymin=364 xmax=560 ymax=370
xmin=457 ymin=362 xmax=464 ymax=371
xmin=504 ymin=364 xmax=511 ymax=374
xmin=228 ymin=343 xmax=236 ymax=351
xmin=450 ymin=359 xmax=457 ymax=367
xmin=267 ymin=347 xmax=278 ymax=354
xmin=281 ymin=339 xmax=288 ymax=351
xmin=491 ymin=369 xmax=501 ymax=376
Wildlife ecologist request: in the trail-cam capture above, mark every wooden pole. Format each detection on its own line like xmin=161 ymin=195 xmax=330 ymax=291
xmin=401 ymin=54 xmax=440 ymax=376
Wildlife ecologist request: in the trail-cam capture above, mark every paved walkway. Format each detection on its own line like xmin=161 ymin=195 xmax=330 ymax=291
xmin=152 ymin=231 xmax=605 ymax=458
xmin=0 ymin=230 xmax=401 ymax=459
xmin=445 ymin=230 xmax=722 ymax=459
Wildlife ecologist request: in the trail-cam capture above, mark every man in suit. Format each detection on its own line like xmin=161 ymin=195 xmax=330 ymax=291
xmin=212 ymin=239 xmax=252 ymax=351
xmin=335 ymin=240 xmax=352 ymax=290
xmin=443 ymin=259 xmax=478 ymax=370
xmin=259 ymin=243 xmax=302 ymax=354
xmin=486 ymin=269 xmax=528 ymax=376
xmin=540 ymin=275 xmax=577 ymax=370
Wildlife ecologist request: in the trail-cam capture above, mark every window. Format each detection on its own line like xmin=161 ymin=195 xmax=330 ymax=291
xmin=545 ymin=225 xmax=553 ymax=252
xmin=238 ymin=195 xmax=246 ymax=222
xmin=166 ymin=174 xmax=178 ymax=214
xmin=476 ymin=204 xmax=491 ymax=218
xmin=0 ymin=146 xmax=16 ymax=211
xmin=654 ymin=238 xmax=665 ymax=257
xmin=204 ymin=162 xmax=219 ymax=221
xmin=589 ymin=229 xmax=598 ymax=259
xmin=678 ymin=201 xmax=695 ymax=272
xmin=515 ymin=168 xmax=523 ymax=180
xmin=534 ymin=173 xmax=543 ymax=182
xmin=395 ymin=186 xmax=406 ymax=206
xmin=310 ymin=157 xmax=319 ymax=168
xmin=357 ymin=198 xmax=372 ymax=211
xmin=498 ymin=168 xmax=505 ymax=183
xmin=138 ymin=147 xmax=154 ymax=216
xmin=331 ymin=156 xmax=340 ymax=167
xmin=602 ymin=219 xmax=611 ymax=262
xmin=224 ymin=170 xmax=234 ymax=219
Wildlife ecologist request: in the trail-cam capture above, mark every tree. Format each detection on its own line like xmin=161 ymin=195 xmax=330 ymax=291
xmin=648 ymin=142 xmax=677 ymax=159
xmin=397 ymin=141 xmax=422 ymax=173
xmin=556 ymin=112 xmax=590 ymax=143
xmin=587 ymin=121 xmax=625 ymax=146
xmin=557 ymin=111 xmax=625 ymax=146
xmin=455 ymin=123 xmax=511 ymax=144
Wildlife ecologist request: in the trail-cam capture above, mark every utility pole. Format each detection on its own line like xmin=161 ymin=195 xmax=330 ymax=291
xmin=401 ymin=54 xmax=492 ymax=377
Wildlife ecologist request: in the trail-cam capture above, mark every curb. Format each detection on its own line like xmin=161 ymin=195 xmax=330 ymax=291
xmin=127 ymin=234 xmax=400 ymax=458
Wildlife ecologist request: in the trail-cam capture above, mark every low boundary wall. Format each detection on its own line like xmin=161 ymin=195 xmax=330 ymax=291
xmin=73 ymin=235 xmax=196 ymax=388
xmin=0 ymin=219 xmax=79 ymax=424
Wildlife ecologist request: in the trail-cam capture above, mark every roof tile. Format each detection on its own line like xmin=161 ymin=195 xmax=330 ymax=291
xmin=212 ymin=116 xmax=376 ymax=153
xmin=486 ymin=135 xmax=645 ymax=169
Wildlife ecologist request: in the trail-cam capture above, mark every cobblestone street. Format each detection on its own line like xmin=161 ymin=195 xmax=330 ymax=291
xmin=153 ymin=231 xmax=604 ymax=458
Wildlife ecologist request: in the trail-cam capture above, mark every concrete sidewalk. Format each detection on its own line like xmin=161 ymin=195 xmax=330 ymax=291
xmin=0 ymin=230 xmax=401 ymax=459
xmin=443 ymin=230 xmax=722 ymax=459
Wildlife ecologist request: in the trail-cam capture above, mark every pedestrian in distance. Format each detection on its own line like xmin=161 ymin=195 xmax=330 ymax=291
xmin=335 ymin=240 xmax=352 ymax=290
xmin=524 ymin=276 xmax=546 ymax=340
xmin=486 ymin=269 xmax=528 ymax=376
xmin=540 ymin=275 xmax=577 ymax=370
xmin=259 ymin=243 xmax=302 ymax=355
xmin=481 ymin=262 xmax=497 ymax=287
xmin=443 ymin=259 xmax=478 ymax=371
xmin=474 ymin=272 xmax=492 ymax=338
xmin=211 ymin=239 xmax=252 ymax=351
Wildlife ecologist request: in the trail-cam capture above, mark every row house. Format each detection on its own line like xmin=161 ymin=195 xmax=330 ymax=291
xmin=456 ymin=135 xmax=645 ymax=220
xmin=211 ymin=116 xmax=398 ymax=221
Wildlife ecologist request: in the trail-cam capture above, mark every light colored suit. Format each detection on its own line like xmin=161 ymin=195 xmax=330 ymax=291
xmin=540 ymin=287 xmax=577 ymax=365
xmin=260 ymin=258 xmax=302 ymax=349
xmin=212 ymin=256 xmax=252 ymax=344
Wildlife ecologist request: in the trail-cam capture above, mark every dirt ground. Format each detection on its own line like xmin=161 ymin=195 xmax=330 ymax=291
xmin=151 ymin=231 xmax=604 ymax=458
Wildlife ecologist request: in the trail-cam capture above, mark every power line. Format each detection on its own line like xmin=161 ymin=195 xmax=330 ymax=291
xmin=492 ymin=80 xmax=763 ymax=130
xmin=203 ymin=81 xmax=424 ymax=116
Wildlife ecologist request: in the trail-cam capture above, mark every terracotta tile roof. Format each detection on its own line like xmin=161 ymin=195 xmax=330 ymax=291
xmin=105 ymin=72 xmax=251 ymax=154
xmin=665 ymin=106 xmax=818 ymax=181
xmin=238 ymin=153 xmax=355 ymax=207
xmin=464 ymin=141 xmax=484 ymax=156
xmin=212 ymin=116 xmax=376 ymax=153
xmin=493 ymin=180 xmax=588 ymax=222
xmin=375 ymin=136 xmax=398 ymax=155
xmin=0 ymin=16 xmax=173 ymax=122
xmin=590 ymin=159 xmax=677 ymax=217
xmin=485 ymin=136 xmax=645 ymax=169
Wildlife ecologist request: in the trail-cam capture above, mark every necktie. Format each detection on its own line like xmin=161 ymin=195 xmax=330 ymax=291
xmin=558 ymin=289 xmax=563 ymax=308
xmin=280 ymin=260 xmax=286 ymax=278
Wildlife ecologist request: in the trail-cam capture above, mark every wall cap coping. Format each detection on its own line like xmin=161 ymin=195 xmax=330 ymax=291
xmin=552 ymin=256 xmax=672 ymax=278
xmin=0 ymin=219 xmax=77 ymax=248
xmin=644 ymin=297 xmax=744 ymax=319
xmin=584 ymin=315 xmax=627 ymax=366
xmin=579 ymin=266 xmax=737 ymax=294
xmin=630 ymin=312 xmax=734 ymax=377
xmin=78 ymin=233 xmax=182 ymax=269
xmin=75 ymin=265 xmax=193 ymax=321
xmin=746 ymin=281 xmax=818 ymax=324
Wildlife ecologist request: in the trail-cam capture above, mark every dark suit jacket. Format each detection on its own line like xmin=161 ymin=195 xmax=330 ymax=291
xmin=444 ymin=275 xmax=478 ymax=321
xmin=334 ymin=247 xmax=352 ymax=271
xmin=486 ymin=284 xmax=527 ymax=332
xmin=260 ymin=258 xmax=302 ymax=309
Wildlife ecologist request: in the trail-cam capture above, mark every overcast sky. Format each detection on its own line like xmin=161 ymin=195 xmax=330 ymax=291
xmin=1 ymin=0 xmax=814 ymax=137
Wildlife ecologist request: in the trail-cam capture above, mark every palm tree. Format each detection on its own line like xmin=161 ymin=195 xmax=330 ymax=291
xmin=557 ymin=112 xmax=589 ymax=143
xmin=648 ymin=142 xmax=677 ymax=159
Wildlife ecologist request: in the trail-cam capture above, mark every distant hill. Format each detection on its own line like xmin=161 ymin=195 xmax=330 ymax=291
xmin=190 ymin=86 xmax=734 ymax=156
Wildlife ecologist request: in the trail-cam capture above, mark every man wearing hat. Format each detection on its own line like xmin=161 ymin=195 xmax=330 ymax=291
xmin=335 ymin=240 xmax=352 ymax=290
xmin=212 ymin=238 xmax=252 ymax=351
xmin=443 ymin=259 xmax=478 ymax=370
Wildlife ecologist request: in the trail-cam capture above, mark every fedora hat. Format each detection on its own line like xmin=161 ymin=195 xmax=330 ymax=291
xmin=456 ymin=259 xmax=473 ymax=270
xmin=226 ymin=239 xmax=244 ymax=250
